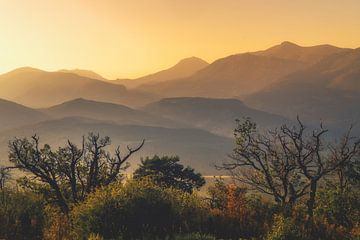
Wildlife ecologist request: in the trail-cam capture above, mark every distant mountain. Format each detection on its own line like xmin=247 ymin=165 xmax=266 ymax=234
xmin=138 ymin=54 xmax=305 ymax=98
xmin=0 ymin=117 xmax=232 ymax=174
xmin=0 ymin=67 xmax=158 ymax=108
xmin=142 ymin=97 xmax=290 ymax=137
xmin=0 ymin=98 xmax=47 ymax=131
xmin=245 ymin=48 xmax=360 ymax=130
xmin=136 ymin=42 xmax=351 ymax=98
xmin=58 ymin=69 xmax=108 ymax=81
xmin=114 ymin=57 xmax=209 ymax=88
xmin=41 ymin=98 xmax=184 ymax=128
xmin=254 ymin=41 xmax=350 ymax=65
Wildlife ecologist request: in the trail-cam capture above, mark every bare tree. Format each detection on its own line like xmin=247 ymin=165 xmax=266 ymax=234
xmin=223 ymin=118 xmax=360 ymax=218
xmin=223 ymin=118 xmax=308 ymax=212
xmin=9 ymin=133 xmax=144 ymax=214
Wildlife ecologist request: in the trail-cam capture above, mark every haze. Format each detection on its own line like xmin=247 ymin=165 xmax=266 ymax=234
xmin=1 ymin=0 xmax=360 ymax=79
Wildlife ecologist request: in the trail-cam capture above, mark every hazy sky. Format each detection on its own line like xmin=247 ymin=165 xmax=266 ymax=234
xmin=1 ymin=0 xmax=360 ymax=79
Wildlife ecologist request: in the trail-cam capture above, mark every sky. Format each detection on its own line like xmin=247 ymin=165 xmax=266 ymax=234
xmin=1 ymin=0 xmax=360 ymax=79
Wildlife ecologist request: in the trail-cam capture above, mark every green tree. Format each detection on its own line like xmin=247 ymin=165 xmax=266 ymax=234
xmin=133 ymin=155 xmax=205 ymax=193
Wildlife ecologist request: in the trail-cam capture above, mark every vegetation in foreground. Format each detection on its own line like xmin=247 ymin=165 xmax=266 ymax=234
xmin=0 ymin=118 xmax=360 ymax=240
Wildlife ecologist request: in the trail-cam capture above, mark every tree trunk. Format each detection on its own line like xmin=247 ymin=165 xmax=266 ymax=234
xmin=307 ymin=180 xmax=317 ymax=220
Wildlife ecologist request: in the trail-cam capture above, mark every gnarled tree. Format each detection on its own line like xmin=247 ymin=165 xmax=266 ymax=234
xmin=9 ymin=133 xmax=144 ymax=214
xmin=223 ymin=118 xmax=308 ymax=212
xmin=223 ymin=118 xmax=360 ymax=218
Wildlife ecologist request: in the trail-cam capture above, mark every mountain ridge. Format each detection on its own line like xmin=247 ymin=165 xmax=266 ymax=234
xmin=114 ymin=56 xmax=209 ymax=88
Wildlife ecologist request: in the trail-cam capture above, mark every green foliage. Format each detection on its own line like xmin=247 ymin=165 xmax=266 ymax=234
xmin=72 ymin=179 xmax=206 ymax=239
xmin=133 ymin=155 xmax=205 ymax=193
xmin=0 ymin=189 xmax=45 ymax=240
xmin=266 ymin=215 xmax=304 ymax=240
xmin=315 ymin=187 xmax=360 ymax=229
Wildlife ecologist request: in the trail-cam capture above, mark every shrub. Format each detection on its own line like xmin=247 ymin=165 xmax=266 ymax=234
xmin=266 ymin=215 xmax=304 ymax=240
xmin=315 ymin=187 xmax=360 ymax=229
xmin=0 ymin=188 xmax=45 ymax=240
xmin=72 ymin=179 xmax=206 ymax=239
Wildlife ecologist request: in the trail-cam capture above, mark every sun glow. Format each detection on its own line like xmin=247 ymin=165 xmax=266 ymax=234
xmin=1 ymin=0 xmax=359 ymax=79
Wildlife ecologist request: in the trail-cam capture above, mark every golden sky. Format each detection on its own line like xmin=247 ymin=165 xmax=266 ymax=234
xmin=1 ymin=0 xmax=360 ymax=79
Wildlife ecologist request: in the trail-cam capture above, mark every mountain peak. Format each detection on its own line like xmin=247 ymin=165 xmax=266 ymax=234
xmin=177 ymin=57 xmax=209 ymax=66
xmin=117 ymin=56 xmax=209 ymax=88
xmin=280 ymin=41 xmax=300 ymax=47
xmin=6 ymin=67 xmax=44 ymax=75
xmin=58 ymin=69 xmax=108 ymax=81
xmin=254 ymin=41 xmax=349 ymax=65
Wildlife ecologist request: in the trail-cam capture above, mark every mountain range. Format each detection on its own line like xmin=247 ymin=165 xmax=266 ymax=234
xmin=0 ymin=67 xmax=157 ymax=108
xmin=0 ymin=97 xmax=288 ymax=173
xmin=1 ymin=41 xmax=359 ymax=173
xmin=135 ymin=42 xmax=350 ymax=98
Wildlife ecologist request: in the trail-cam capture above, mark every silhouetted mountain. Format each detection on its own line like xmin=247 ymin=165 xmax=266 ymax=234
xmin=138 ymin=54 xmax=304 ymax=98
xmin=114 ymin=57 xmax=209 ymax=88
xmin=0 ymin=67 xmax=158 ymax=108
xmin=254 ymin=41 xmax=350 ymax=65
xmin=0 ymin=98 xmax=47 ymax=131
xmin=0 ymin=117 xmax=232 ymax=174
xmin=41 ymin=98 xmax=184 ymax=128
xmin=245 ymin=48 xmax=360 ymax=129
xmin=136 ymin=42 xmax=351 ymax=98
xmin=142 ymin=97 xmax=290 ymax=137
xmin=58 ymin=69 xmax=108 ymax=81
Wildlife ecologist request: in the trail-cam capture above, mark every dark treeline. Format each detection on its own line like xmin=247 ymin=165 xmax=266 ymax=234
xmin=1 ymin=118 xmax=360 ymax=240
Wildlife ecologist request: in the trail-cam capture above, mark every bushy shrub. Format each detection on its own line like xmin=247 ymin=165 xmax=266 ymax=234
xmin=315 ymin=187 xmax=360 ymax=229
xmin=43 ymin=206 xmax=73 ymax=240
xmin=206 ymin=180 xmax=273 ymax=239
xmin=266 ymin=215 xmax=304 ymax=240
xmin=0 ymin=189 xmax=45 ymax=240
xmin=72 ymin=179 xmax=206 ymax=239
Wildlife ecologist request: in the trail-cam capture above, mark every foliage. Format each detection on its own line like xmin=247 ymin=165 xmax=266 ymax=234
xmin=206 ymin=179 xmax=273 ymax=239
xmin=42 ymin=206 xmax=74 ymax=240
xmin=0 ymin=188 xmax=45 ymax=240
xmin=266 ymin=215 xmax=304 ymax=240
xmin=133 ymin=155 xmax=205 ymax=193
xmin=1 ymin=126 xmax=360 ymax=239
xmin=72 ymin=179 xmax=207 ymax=239
xmin=315 ymin=186 xmax=360 ymax=229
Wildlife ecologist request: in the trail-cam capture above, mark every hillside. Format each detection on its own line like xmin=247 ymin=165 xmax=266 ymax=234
xmin=0 ymin=98 xmax=47 ymax=131
xmin=245 ymin=48 xmax=360 ymax=129
xmin=142 ymin=97 xmax=290 ymax=137
xmin=58 ymin=69 xmax=108 ymax=81
xmin=41 ymin=98 xmax=184 ymax=128
xmin=136 ymin=42 xmax=350 ymax=98
xmin=0 ymin=67 xmax=158 ymax=108
xmin=114 ymin=57 xmax=209 ymax=88
xmin=0 ymin=117 xmax=232 ymax=174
